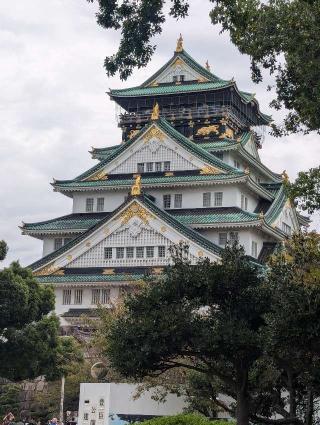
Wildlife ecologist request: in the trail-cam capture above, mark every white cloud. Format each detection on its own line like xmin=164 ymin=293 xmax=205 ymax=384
xmin=0 ymin=0 xmax=319 ymax=267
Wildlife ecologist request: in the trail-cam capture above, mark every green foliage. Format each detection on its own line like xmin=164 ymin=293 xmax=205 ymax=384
xmin=0 ymin=240 xmax=8 ymax=261
xmin=287 ymin=166 xmax=320 ymax=213
xmin=0 ymin=383 xmax=21 ymax=417
xmin=134 ymin=414 xmax=232 ymax=425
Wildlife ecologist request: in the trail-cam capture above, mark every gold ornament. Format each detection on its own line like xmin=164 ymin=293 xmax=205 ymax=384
xmin=129 ymin=129 xmax=139 ymax=139
xmin=173 ymin=57 xmax=183 ymax=67
xmin=33 ymin=263 xmax=59 ymax=277
xmin=175 ymin=33 xmax=183 ymax=52
xmin=282 ymin=170 xmax=289 ymax=182
xmin=152 ymin=267 xmax=164 ymax=275
xmin=103 ymin=268 xmax=115 ymax=275
xmin=244 ymin=166 xmax=250 ymax=175
xmin=196 ymin=125 xmax=219 ymax=136
xmin=164 ymin=172 xmax=174 ymax=176
xmin=86 ymin=170 xmax=108 ymax=181
xmin=131 ymin=175 xmax=142 ymax=196
xmin=205 ymin=60 xmax=210 ymax=71
xmin=200 ymin=165 xmax=220 ymax=175
xmin=143 ymin=126 xmax=165 ymax=143
xmin=259 ymin=211 xmax=264 ymax=219
xmin=120 ymin=201 xmax=151 ymax=224
xmin=219 ymin=127 xmax=234 ymax=139
xmin=198 ymin=250 xmax=204 ymax=257
xmin=151 ymin=102 xmax=160 ymax=120
xmin=160 ymin=226 xmax=167 ymax=233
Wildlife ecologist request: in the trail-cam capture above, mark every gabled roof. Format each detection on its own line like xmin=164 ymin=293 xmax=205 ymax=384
xmin=29 ymin=194 xmax=223 ymax=273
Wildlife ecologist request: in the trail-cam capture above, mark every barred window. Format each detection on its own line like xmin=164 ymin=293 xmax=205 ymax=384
xmin=155 ymin=162 xmax=162 ymax=171
xmin=54 ymin=238 xmax=63 ymax=251
xmin=174 ymin=194 xmax=182 ymax=208
xmin=163 ymin=194 xmax=171 ymax=209
xmin=146 ymin=162 xmax=154 ymax=172
xmin=98 ymin=412 xmax=104 ymax=420
xmin=158 ymin=246 xmax=166 ymax=258
xmin=126 ymin=247 xmax=134 ymax=258
xmin=86 ymin=198 xmax=94 ymax=212
xmin=84 ymin=414 xmax=89 ymax=421
xmin=251 ymin=241 xmax=258 ymax=258
xmin=63 ymin=289 xmax=71 ymax=305
xmin=136 ymin=246 xmax=144 ymax=258
xmin=137 ymin=163 xmax=144 ymax=173
xmin=164 ymin=161 xmax=171 ymax=171
xmin=146 ymin=246 xmax=154 ymax=258
xmin=101 ymin=289 xmax=110 ymax=305
xmin=91 ymin=289 xmax=101 ymax=304
xmin=74 ymin=289 xmax=83 ymax=305
xmin=97 ymin=197 xmax=105 ymax=212
xmin=104 ymin=247 xmax=112 ymax=259
xmin=229 ymin=232 xmax=239 ymax=243
xmin=116 ymin=247 xmax=125 ymax=259
xmin=218 ymin=233 xmax=227 ymax=246
xmin=203 ymin=192 xmax=211 ymax=207
xmin=214 ymin=192 xmax=223 ymax=206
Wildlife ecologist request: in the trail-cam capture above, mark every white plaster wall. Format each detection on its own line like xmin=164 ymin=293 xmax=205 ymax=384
xmin=78 ymin=383 xmax=110 ymax=425
xmin=73 ymin=191 xmax=128 ymax=213
xmin=42 ymin=238 xmax=55 ymax=256
xmin=54 ymin=285 xmax=120 ymax=315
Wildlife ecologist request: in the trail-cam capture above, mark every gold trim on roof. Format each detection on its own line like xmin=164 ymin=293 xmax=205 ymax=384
xmin=282 ymin=170 xmax=289 ymax=183
xmin=33 ymin=263 xmax=59 ymax=277
xmin=196 ymin=125 xmax=219 ymax=136
xmin=175 ymin=34 xmax=183 ymax=52
xmin=200 ymin=165 xmax=221 ymax=175
xmin=151 ymin=102 xmax=160 ymax=120
xmin=103 ymin=268 xmax=115 ymax=275
xmin=120 ymin=201 xmax=151 ymax=224
xmin=129 ymin=129 xmax=139 ymax=139
xmin=86 ymin=170 xmax=108 ymax=181
xmin=131 ymin=175 xmax=142 ymax=196
xmin=219 ymin=128 xmax=234 ymax=139
xmin=143 ymin=126 xmax=165 ymax=143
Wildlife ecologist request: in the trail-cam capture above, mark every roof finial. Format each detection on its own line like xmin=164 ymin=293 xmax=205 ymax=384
xmin=175 ymin=34 xmax=183 ymax=52
xmin=282 ymin=170 xmax=289 ymax=183
xmin=205 ymin=60 xmax=210 ymax=72
xmin=131 ymin=175 xmax=142 ymax=196
xmin=151 ymin=102 xmax=160 ymax=120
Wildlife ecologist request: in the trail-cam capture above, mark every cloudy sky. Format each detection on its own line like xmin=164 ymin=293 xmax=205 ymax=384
xmin=1 ymin=0 xmax=319 ymax=268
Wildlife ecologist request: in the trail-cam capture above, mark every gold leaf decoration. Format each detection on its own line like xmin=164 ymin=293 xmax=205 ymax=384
xmin=219 ymin=127 xmax=234 ymax=139
xmin=175 ymin=33 xmax=183 ymax=52
xmin=129 ymin=129 xmax=139 ymax=139
xmin=120 ymin=201 xmax=151 ymax=224
xmin=86 ymin=170 xmax=108 ymax=181
xmin=143 ymin=126 xmax=165 ymax=143
xmin=196 ymin=125 xmax=219 ymax=136
xmin=152 ymin=267 xmax=164 ymax=275
xmin=103 ymin=268 xmax=115 ymax=275
xmin=200 ymin=165 xmax=220 ymax=175
xmin=131 ymin=175 xmax=142 ymax=196
xmin=33 ymin=263 xmax=59 ymax=277
xmin=151 ymin=103 xmax=160 ymax=120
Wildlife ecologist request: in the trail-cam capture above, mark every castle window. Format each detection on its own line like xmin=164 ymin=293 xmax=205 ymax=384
xmin=97 ymin=197 xmax=105 ymax=212
xmin=54 ymin=238 xmax=63 ymax=251
xmin=84 ymin=414 xmax=89 ymax=421
xmin=136 ymin=247 xmax=144 ymax=258
xmin=104 ymin=247 xmax=113 ymax=259
xmin=158 ymin=246 xmax=166 ymax=258
xmin=74 ymin=289 xmax=83 ymax=305
xmin=99 ymin=398 xmax=104 ymax=407
xmin=180 ymin=75 xmax=185 ymax=82
xmin=146 ymin=246 xmax=154 ymax=258
xmin=241 ymin=194 xmax=248 ymax=211
xmin=116 ymin=247 xmax=125 ymax=259
xmin=174 ymin=194 xmax=182 ymax=208
xmin=214 ymin=192 xmax=223 ymax=206
xmin=137 ymin=163 xmax=145 ymax=173
xmin=155 ymin=162 xmax=162 ymax=171
xmin=218 ymin=233 xmax=227 ymax=246
xmin=229 ymin=232 xmax=239 ymax=244
xmin=251 ymin=241 xmax=258 ymax=258
xmin=62 ymin=289 xmax=71 ymax=305
xmin=173 ymin=75 xmax=178 ymax=83
xmin=91 ymin=289 xmax=101 ymax=304
xmin=203 ymin=192 xmax=211 ymax=207
xmin=101 ymin=289 xmax=110 ymax=304
xmin=98 ymin=412 xmax=104 ymax=420
xmin=163 ymin=194 xmax=171 ymax=209
xmin=146 ymin=162 xmax=154 ymax=172
xmin=164 ymin=161 xmax=171 ymax=171
xmin=86 ymin=198 xmax=94 ymax=212
xmin=126 ymin=247 xmax=134 ymax=258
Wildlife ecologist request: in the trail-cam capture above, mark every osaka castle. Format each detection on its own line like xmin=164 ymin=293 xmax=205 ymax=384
xmin=21 ymin=36 xmax=308 ymax=328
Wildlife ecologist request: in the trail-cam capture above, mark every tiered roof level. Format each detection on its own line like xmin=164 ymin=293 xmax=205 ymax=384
xmin=21 ymin=36 xmax=308 ymax=328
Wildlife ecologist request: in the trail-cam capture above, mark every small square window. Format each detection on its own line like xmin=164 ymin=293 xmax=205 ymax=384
xmin=164 ymin=161 xmax=171 ymax=171
xmin=137 ymin=163 xmax=145 ymax=173
xmin=146 ymin=246 xmax=154 ymax=258
xmin=54 ymin=238 xmax=63 ymax=251
xmin=116 ymin=247 xmax=124 ymax=259
xmin=97 ymin=197 xmax=105 ymax=212
xmin=86 ymin=198 xmax=94 ymax=212
xmin=126 ymin=247 xmax=134 ymax=258
xmin=98 ymin=412 xmax=104 ymax=420
xmin=203 ymin=192 xmax=211 ymax=207
xmin=158 ymin=246 xmax=166 ymax=258
xmin=155 ymin=162 xmax=162 ymax=172
xmin=136 ymin=247 xmax=144 ymax=258
xmin=84 ymin=413 xmax=89 ymax=421
xmin=146 ymin=162 xmax=154 ymax=172
xmin=104 ymin=247 xmax=113 ymax=259
xmin=214 ymin=192 xmax=223 ymax=206
xmin=174 ymin=194 xmax=182 ymax=208
xmin=218 ymin=233 xmax=227 ymax=246
xmin=163 ymin=194 xmax=171 ymax=209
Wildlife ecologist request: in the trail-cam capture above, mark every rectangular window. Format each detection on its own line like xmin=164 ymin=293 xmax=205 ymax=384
xmin=251 ymin=241 xmax=258 ymax=258
xmin=214 ymin=192 xmax=223 ymax=206
xmin=203 ymin=192 xmax=211 ymax=207
xmin=137 ymin=163 xmax=145 ymax=173
xmin=74 ymin=289 xmax=83 ymax=305
xmin=97 ymin=197 xmax=105 ymax=212
xmin=101 ymin=289 xmax=110 ymax=305
xmin=146 ymin=162 xmax=154 ymax=172
xmin=282 ymin=222 xmax=292 ymax=235
xmin=63 ymin=289 xmax=71 ymax=305
xmin=86 ymin=198 xmax=94 ymax=212
xmin=64 ymin=238 xmax=72 ymax=245
xmin=218 ymin=233 xmax=227 ymax=246
xmin=54 ymin=238 xmax=63 ymax=251
xmin=241 ymin=194 xmax=248 ymax=211
xmin=163 ymin=194 xmax=171 ymax=209
xmin=116 ymin=247 xmax=124 ymax=259
xmin=173 ymin=75 xmax=178 ymax=83
xmin=164 ymin=161 xmax=171 ymax=171
xmin=158 ymin=246 xmax=166 ymax=258
xmin=229 ymin=232 xmax=239 ymax=244
xmin=174 ymin=194 xmax=182 ymax=208
xmin=98 ymin=412 xmax=104 ymax=420
xmin=91 ymin=289 xmax=101 ymax=304
xmin=136 ymin=246 xmax=144 ymax=258
xmin=126 ymin=247 xmax=134 ymax=258
xmin=104 ymin=247 xmax=113 ymax=259
xmin=146 ymin=246 xmax=154 ymax=258
xmin=155 ymin=162 xmax=162 ymax=172
xmin=180 ymin=75 xmax=185 ymax=82
xmin=84 ymin=414 xmax=89 ymax=421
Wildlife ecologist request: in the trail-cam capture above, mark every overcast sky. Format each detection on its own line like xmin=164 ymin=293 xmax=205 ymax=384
xmin=1 ymin=0 xmax=319 ymax=268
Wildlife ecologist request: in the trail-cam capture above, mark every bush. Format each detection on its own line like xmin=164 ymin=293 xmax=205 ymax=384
xmin=136 ymin=414 xmax=233 ymax=425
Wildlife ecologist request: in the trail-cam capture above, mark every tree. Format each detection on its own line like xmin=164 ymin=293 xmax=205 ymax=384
xmin=106 ymin=243 xmax=270 ymax=425
xmin=0 ymin=240 xmax=8 ymax=261
xmin=287 ymin=166 xmax=320 ymax=214
xmin=0 ymin=261 xmax=60 ymax=381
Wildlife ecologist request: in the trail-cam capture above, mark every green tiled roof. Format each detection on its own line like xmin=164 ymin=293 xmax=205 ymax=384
xmin=265 ymin=185 xmax=286 ymax=224
xmin=37 ymin=273 xmax=145 ymax=284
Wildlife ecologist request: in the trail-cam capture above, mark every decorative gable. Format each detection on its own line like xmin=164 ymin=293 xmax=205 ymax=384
xmin=242 ymin=134 xmax=260 ymax=160
xmin=273 ymin=201 xmax=300 ymax=234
